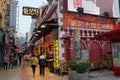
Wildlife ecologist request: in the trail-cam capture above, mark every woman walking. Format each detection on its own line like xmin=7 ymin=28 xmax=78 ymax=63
xmin=8 ymin=53 xmax=14 ymax=69
xmin=3 ymin=54 xmax=9 ymax=70
xmin=30 ymin=54 xmax=38 ymax=77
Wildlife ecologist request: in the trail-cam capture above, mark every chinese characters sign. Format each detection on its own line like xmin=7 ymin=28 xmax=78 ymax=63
xmin=23 ymin=7 xmax=39 ymax=17
xmin=70 ymin=20 xmax=114 ymax=30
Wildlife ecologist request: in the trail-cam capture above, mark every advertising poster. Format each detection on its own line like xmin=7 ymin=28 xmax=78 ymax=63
xmin=112 ymin=43 xmax=120 ymax=67
xmin=67 ymin=0 xmax=120 ymax=18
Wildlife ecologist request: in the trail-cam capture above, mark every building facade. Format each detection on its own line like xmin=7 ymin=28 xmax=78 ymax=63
xmin=30 ymin=0 xmax=120 ymax=71
xmin=0 ymin=0 xmax=6 ymax=67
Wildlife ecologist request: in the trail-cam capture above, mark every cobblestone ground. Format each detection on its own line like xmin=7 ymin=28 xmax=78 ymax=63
xmin=0 ymin=65 xmax=68 ymax=80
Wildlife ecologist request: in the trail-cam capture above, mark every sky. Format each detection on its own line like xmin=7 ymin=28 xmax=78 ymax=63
xmin=17 ymin=0 xmax=47 ymax=35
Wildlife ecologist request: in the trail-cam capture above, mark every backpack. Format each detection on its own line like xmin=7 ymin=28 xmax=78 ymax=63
xmin=39 ymin=59 xmax=46 ymax=66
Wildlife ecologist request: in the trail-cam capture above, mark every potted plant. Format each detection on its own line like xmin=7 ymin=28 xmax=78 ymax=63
xmin=69 ymin=61 xmax=77 ymax=70
xmin=68 ymin=61 xmax=77 ymax=80
xmin=68 ymin=61 xmax=90 ymax=80
xmin=76 ymin=62 xmax=89 ymax=73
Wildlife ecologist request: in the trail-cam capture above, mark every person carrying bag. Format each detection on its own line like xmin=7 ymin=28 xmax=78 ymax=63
xmin=30 ymin=54 xmax=38 ymax=77
xmin=38 ymin=54 xmax=46 ymax=76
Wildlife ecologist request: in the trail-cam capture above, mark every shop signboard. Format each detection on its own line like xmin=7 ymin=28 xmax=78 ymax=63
xmin=70 ymin=19 xmax=114 ymax=30
xmin=23 ymin=7 xmax=40 ymax=17
xmin=67 ymin=0 xmax=120 ymax=18
xmin=112 ymin=43 xmax=120 ymax=67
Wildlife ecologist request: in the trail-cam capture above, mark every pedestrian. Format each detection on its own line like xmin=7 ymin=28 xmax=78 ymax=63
xmin=26 ymin=53 xmax=31 ymax=65
xmin=30 ymin=54 xmax=38 ymax=77
xmin=38 ymin=54 xmax=46 ymax=76
xmin=9 ymin=53 xmax=14 ymax=69
xmin=18 ymin=53 xmax=22 ymax=65
xmin=22 ymin=53 xmax=27 ymax=67
xmin=3 ymin=54 xmax=9 ymax=70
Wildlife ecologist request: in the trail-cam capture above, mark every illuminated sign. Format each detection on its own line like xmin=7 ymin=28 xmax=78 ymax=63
xmin=23 ymin=7 xmax=39 ymax=17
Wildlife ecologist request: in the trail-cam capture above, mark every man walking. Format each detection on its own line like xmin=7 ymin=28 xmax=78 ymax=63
xmin=38 ymin=54 xmax=46 ymax=76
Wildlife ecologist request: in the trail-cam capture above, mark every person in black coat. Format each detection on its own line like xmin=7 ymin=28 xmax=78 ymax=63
xmin=38 ymin=54 xmax=46 ymax=76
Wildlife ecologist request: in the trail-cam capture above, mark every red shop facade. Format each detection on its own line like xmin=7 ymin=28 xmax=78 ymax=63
xmin=31 ymin=0 xmax=119 ymax=71
xmin=59 ymin=0 xmax=119 ymax=69
xmin=95 ymin=23 xmax=120 ymax=77
xmin=61 ymin=12 xmax=116 ymax=64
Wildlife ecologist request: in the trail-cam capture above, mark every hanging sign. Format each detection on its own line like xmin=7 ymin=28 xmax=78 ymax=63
xmin=22 ymin=7 xmax=40 ymax=17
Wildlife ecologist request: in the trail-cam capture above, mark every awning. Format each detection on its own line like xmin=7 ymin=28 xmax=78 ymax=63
xmin=31 ymin=19 xmax=58 ymax=43
xmin=95 ymin=24 xmax=120 ymax=42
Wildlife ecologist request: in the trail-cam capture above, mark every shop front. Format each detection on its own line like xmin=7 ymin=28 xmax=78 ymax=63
xmin=43 ymin=29 xmax=59 ymax=72
xmin=34 ymin=27 xmax=60 ymax=72
xmin=61 ymin=12 xmax=115 ymax=63
xmin=95 ymin=24 xmax=120 ymax=77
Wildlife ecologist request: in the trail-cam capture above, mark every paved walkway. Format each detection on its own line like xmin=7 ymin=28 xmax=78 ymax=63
xmin=0 ymin=65 xmax=68 ymax=80
xmin=0 ymin=65 xmax=120 ymax=80
xmin=89 ymin=70 xmax=120 ymax=80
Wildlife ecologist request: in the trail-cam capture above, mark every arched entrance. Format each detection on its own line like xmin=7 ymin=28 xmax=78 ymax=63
xmin=104 ymin=42 xmax=111 ymax=58
xmin=89 ymin=42 xmax=101 ymax=60
xmin=81 ymin=42 xmax=86 ymax=50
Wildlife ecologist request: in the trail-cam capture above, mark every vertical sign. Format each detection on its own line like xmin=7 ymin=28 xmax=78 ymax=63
xmin=10 ymin=1 xmax=18 ymax=30
xmin=74 ymin=29 xmax=81 ymax=60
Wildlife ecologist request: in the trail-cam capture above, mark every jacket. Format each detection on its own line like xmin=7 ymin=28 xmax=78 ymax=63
xmin=30 ymin=57 xmax=38 ymax=66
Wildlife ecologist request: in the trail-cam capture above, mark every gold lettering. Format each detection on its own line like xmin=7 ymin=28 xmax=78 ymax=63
xmin=23 ymin=8 xmax=29 ymax=15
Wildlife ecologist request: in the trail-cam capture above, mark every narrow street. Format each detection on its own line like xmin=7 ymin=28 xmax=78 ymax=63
xmin=0 ymin=65 xmax=120 ymax=80
xmin=0 ymin=65 xmax=68 ymax=80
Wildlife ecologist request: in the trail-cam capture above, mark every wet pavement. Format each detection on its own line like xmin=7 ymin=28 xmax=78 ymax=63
xmin=0 ymin=65 xmax=120 ymax=80
xmin=0 ymin=65 xmax=68 ymax=80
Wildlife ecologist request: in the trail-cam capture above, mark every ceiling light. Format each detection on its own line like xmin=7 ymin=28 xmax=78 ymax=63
xmin=35 ymin=34 xmax=38 ymax=36
xmin=41 ymin=25 xmax=46 ymax=28
xmin=37 ymin=30 xmax=41 ymax=33
xmin=33 ymin=37 xmax=36 ymax=38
